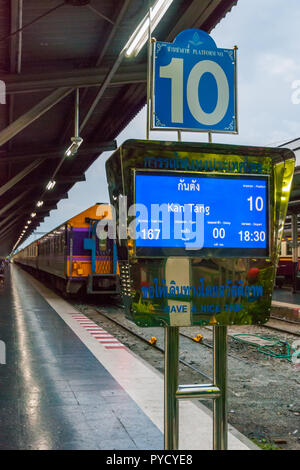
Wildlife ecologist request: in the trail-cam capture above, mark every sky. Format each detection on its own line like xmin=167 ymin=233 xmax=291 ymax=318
xmin=19 ymin=0 xmax=300 ymax=249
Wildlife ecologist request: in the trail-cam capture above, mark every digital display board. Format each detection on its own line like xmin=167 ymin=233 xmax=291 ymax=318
xmin=135 ymin=172 xmax=269 ymax=258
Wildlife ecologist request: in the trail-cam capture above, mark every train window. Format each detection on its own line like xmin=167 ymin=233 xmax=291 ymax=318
xmin=98 ymin=238 xmax=107 ymax=252
xmin=287 ymin=243 xmax=292 ymax=255
xmin=98 ymin=225 xmax=108 ymax=252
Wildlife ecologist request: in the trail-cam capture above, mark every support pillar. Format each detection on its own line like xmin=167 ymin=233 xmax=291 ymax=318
xmin=292 ymin=213 xmax=298 ymax=293
xmin=164 ymin=326 xmax=179 ymax=450
xmin=213 ymin=325 xmax=228 ymax=450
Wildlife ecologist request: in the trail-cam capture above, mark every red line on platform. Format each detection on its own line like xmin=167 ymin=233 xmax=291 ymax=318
xmin=93 ymin=335 xmax=112 ymax=338
xmin=70 ymin=313 xmax=126 ymax=351
xmin=99 ymin=340 xmax=120 ymax=344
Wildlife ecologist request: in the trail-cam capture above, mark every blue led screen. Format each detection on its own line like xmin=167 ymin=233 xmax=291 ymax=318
xmin=135 ymin=173 xmax=269 ymax=257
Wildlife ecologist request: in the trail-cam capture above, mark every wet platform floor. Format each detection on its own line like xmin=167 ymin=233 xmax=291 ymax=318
xmin=0 ymin=265 xmax=163 ymax=450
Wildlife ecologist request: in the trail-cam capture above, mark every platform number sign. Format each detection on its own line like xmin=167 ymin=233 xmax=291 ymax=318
xmin=151 ymin=29 xmax=237 ymax=133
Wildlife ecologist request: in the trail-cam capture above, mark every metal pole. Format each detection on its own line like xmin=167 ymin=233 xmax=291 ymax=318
xmin=163 ymin=110 xmax=182 ymax=450
xmin=213 ymin=325 xmax=228 ymax=450
xmin=164 ymin=326 xmax=179 ymax=450
xmin=292 ymin=213 xmax=298 ymax=293
xmin=146 ymin=4 xmax=152 ymax=140
xmin=79 ymin=51 xmax=126 ymax=133
xmin=233 ymin=45 xmax=238 ymax=134
xmin=75 ymin=88 xmax=79 ymax=138
xmin=208 ymin=129 xmax=228 ymax=449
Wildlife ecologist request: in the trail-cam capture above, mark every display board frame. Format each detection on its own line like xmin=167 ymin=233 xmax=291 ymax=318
xmin=105 ymin=139 xmax=295 ymax=327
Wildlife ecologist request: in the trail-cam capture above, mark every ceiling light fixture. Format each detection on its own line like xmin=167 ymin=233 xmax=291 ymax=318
xmin=46 ymin=180 xmax=56 ymax=191
xmin=65 ymin=136 xmax=83 ymax=157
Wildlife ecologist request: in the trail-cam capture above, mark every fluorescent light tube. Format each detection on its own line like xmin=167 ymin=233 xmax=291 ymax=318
xmin=125 ymin=0 xmax=173 ymax=57
xmin=46 ymin=180 xmax=56 ymax=191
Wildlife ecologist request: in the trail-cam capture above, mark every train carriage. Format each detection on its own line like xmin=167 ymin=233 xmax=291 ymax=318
xmin=14 ymin=204 xmax=120 ymax=295
xmin=276 ymin=237 xmax=300 ymax=287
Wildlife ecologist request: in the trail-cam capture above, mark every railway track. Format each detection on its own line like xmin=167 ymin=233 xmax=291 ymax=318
xmin=262 ymin=316 xmax=300 ymax=337
xmin=270 ymin=315 xmax=300 ymax=325
xmin=73 ymin=299 xmax=300 ymax=380
xmin=71 ymin=299 xmax=300 ymax=451
xmin=76 ymin=303 xmax=213 ymax=381
xmin=84 ymin=299 xmax=300 ymax=338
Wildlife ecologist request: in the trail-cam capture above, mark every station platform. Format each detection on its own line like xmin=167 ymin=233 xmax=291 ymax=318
xmin=272 ymin=289 xmax=300 ymax=320
xmin=0 ymin=265 xmax=256 ymax=450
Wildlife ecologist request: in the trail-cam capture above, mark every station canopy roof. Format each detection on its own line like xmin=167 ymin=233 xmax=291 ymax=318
xmin=0 ymin=0 xmax=238 ymax=256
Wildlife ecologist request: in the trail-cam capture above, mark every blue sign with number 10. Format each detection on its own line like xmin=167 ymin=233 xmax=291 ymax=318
xmin=151 ymin=29 xmax=237 ymax=133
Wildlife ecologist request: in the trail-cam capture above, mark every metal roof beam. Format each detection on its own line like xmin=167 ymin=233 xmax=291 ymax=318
xmin=34 ymin=211 xmax=49 ymax=221
xmin=17 ymin=175 xmax=86 ymax=190
xmin=0 ymin=190 xmax=30 ymax=217
xmin=0 ymin=197 xmax=58 ymax=224
xmin=0 ymin=201 xmax=58 ymax=223
xmin=0 ymin=213 xmax=26 ymax=238
xmin=0 ymin=141 xmax=117 ymax=163
xmin=95 ymin=0 xmax=132 ymax=67
xmin=8 ymin=0 xmax=23 ymax=151
xmin=9 ymin=0 xmax=22 ymax=73
xmin=166 ymin=0 xmax=215 ymax=39
xmin=86 ymin=4 xmax=114 ymax=25
xmin=43 ymin=193 xmax=68 ymax=201
xmin=0 ymin=225 xmax=20 ymax=243
xmin=35 ymin=204 xmax=57 ymax=214
xmin=9 ymin=209 xmax=51 ymax=244
xmin=5 ymin=66 xmax=147 ymax=94
xmin=80 ymin=54 xmax=125 ymax=133
xmin=0 ymin=210 xmax=21 ymax=229
xmin=0 ymin=203 xmax=35 ymax=229
xmin=0 ymin=88 xmax=74 ymax=147
xmin=0 ymin=159 xmax=42 ymax=197
xmin=54 ymin=175 xmax=86 ymax=184
xmin=166 ymin=0 xmax=236 ymax=39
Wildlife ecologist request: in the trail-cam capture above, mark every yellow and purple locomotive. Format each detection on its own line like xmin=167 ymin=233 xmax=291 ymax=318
xmin=14 ymin=204 xmax=119 ymax=295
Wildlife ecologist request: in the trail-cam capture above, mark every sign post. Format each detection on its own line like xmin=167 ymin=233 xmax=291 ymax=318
xmin=164 ymin=325 xmax=179 ymax=450
xmin=213 ymin=325 xmax=227 ymax=449
xmin=106 ymin=29 xmax=295 ymax=452
xmin=106 ymin=139 xmax=295 ymax=449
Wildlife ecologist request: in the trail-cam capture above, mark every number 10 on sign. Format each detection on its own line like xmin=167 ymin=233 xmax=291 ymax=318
xmin=151 ymin=39 xmax=237 ymax=134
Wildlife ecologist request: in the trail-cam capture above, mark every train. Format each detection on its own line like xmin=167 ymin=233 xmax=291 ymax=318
xmin=14 ymin=204 xmax=120 ymax=295
xmin=276 ymin=237 xmax=300 ymax=287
